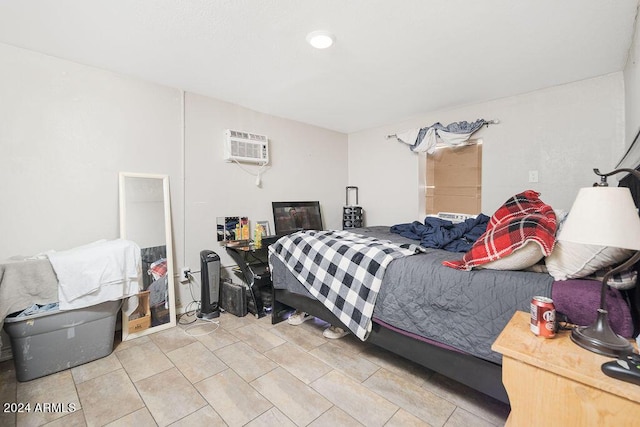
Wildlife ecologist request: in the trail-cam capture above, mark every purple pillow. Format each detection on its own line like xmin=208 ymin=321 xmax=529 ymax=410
xmin=552 ymin=279 xmax=634 ymax=338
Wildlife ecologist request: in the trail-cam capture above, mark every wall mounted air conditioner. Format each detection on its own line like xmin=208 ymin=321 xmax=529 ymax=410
xmin=224 ymin=129 xmax=269 ymax=164
xmin=434 ymin=212 xmax=477 ymax=223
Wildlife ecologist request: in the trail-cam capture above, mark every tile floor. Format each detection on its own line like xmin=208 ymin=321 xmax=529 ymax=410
xmin=0 ymin=312 xmax=510 ymax=426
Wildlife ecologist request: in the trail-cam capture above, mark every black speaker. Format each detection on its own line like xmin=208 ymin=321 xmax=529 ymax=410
xmin=220 ymin=281 xmax=248 ymax=317
xmin=198 ymin=250 xmax=220 ymax=319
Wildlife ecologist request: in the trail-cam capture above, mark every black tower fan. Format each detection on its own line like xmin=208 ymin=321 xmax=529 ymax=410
xmin=198 ymin=250 xmax=221 ymax=319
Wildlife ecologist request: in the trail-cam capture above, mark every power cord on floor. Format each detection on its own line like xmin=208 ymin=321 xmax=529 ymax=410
xmin=177 ymin=270 xmax=221 ymax=336
xmin=183 ymin=316 xmax=220 ymax=337
xmin=177 ymin=272 xmax=200 ymax=325
xmin=177 ymin=300 xmax=200 ymax=325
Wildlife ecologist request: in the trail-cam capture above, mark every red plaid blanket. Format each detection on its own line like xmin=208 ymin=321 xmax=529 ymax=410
xmin=148 ymin=258 xmax=167 ymax=280
xmin=443 ymin=190 xmax=557 ymax=270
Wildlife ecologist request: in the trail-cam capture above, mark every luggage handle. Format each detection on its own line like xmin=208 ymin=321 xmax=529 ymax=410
xmin=346 ymin=186 xmax=358 ymax=206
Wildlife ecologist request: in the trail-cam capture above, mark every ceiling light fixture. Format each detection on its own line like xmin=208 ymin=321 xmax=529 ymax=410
xmin=306 ymin=30 xmax=335 ymax=49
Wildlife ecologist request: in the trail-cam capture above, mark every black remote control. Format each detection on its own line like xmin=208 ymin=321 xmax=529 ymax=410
xmin=602 ymin=353 xmax=640 ymax=386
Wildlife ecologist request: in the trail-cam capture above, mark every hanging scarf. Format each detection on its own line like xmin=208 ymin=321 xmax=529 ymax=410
xmin=396 ymin=119 xmax=487 ymax=154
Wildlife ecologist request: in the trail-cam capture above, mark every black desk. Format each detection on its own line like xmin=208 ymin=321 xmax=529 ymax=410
xmin=223 ymin=240 xmax=273 ymax=318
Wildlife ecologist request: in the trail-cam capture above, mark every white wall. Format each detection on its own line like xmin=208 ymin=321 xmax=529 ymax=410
xmin=0 ymin=43 xmax=348 ymax=312
xmin=179 ymin=93 xmax=347 ymax=306
xmin=0 ymin=43 xmax=183 ymax=261
xmin=348 ymin=73 xmax=626 ymax=225
xmin=623 ymin=11 xmax=640 ymax=159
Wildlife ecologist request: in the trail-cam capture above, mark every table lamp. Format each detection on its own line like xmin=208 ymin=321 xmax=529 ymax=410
xmin=557 ymin=168 xmax=640 ymax=357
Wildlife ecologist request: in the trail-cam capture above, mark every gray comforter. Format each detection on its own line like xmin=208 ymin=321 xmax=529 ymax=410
xmin=270 ymin=226 xmax=554 ymax=364
xmin=0 ymin=258 xmax=59 ymax=347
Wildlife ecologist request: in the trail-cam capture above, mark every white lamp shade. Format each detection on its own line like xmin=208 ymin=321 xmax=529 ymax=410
xmin=558 ymin=187 xmax=640 ymax=250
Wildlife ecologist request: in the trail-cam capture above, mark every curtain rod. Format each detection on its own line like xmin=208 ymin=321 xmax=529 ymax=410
xmin=386 ymin=119 xmax=500 ymax=140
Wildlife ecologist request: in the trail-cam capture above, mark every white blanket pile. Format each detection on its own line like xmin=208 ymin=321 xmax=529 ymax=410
xmin=46 ymin=239 xmax=142 ymax=310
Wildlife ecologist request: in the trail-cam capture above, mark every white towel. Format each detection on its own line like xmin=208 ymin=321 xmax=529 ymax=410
xmin=438 ymin=129 xmax=474 ymax=147
xmin=58 ymin=278 xmax=140 ymax=311
xmin=46 ymin=239 xmax=141 ymax=310
xmin=412 ymin=127 xmax=439 ymax=154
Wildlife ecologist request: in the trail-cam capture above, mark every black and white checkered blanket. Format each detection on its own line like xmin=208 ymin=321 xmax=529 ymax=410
xmin=269 ymin=230 xmax=417 ymax=340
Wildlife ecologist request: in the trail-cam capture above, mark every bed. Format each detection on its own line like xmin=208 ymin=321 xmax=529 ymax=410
xmin=268 ymin=193 xmax=638 ymax=405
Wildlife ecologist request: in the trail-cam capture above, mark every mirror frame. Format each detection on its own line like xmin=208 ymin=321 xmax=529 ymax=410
xmin=119 ymin=172 xmax=176 ymax=341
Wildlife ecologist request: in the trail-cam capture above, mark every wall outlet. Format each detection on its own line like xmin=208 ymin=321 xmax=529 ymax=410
xmin=528 ymin=170 xmax=539 ymax=183
xmin=179 ymin=267 xmax=190 ymax=284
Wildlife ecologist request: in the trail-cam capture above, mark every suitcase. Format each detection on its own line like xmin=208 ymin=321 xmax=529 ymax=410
xmin=220 ymin=280 xmax=248 ymax=317
xmin=343 ymin=186 xmax=364 ymax=229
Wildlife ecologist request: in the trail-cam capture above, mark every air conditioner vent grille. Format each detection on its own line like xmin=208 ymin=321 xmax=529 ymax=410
xmin=435 ymin=212 xmax=477 ymax=223
xmin=229 ymin=130 xmax=268 ymax=143
xmin=224 ymin=129 xmax=269 ymax=164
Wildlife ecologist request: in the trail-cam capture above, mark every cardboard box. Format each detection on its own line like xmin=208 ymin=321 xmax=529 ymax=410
xmin=425 ymin=141 xmax=482 ymax=214
xmin=127 ymin=290 xmax=151 ymax=334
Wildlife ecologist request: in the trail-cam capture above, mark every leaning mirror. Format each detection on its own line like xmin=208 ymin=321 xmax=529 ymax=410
xmin=119 ymin=172 xmax=176 ymax=341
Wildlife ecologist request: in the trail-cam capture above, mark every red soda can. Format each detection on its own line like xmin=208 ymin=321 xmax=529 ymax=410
xmin=530 ymin=296 xmax=556 ymax=338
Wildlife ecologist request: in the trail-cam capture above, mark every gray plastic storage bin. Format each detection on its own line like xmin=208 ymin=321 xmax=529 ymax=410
xmin=3 ymin=300 xmax=120 ymax=381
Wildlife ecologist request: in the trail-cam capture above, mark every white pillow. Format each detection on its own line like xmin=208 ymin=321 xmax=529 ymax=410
xmin=545 ymin=241 xmax=634 ymax=281
xmin=479 ymin=241 xmax=544 ymax=271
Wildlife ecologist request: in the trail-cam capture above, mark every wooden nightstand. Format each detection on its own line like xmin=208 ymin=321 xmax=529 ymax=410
xmin=492 ymin=311 xmax=640 ymax=426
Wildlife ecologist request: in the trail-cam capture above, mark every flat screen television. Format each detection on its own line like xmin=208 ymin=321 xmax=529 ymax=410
xmin=272 ymin=201 xmax=323 ymax=236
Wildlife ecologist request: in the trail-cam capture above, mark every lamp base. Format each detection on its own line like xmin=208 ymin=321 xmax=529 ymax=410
xmin=570 ymin=309 xmax=633 ymax=357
